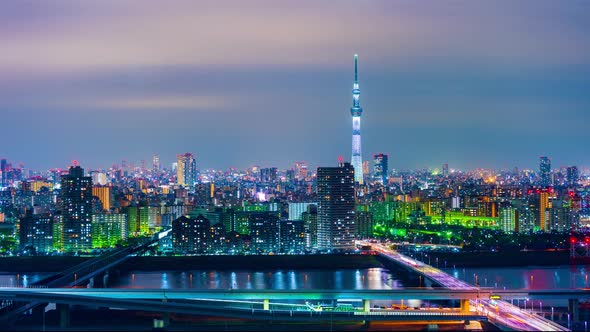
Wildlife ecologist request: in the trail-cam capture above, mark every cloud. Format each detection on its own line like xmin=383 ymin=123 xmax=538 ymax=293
xmin=83 ymin=95 xmax=234 ymax=111
xmin=1 ymin=0 xmax=588 ymax=73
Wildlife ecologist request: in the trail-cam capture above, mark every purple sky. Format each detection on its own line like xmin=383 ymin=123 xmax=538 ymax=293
xmin=1 ymin=0 xmax=589 ymax=172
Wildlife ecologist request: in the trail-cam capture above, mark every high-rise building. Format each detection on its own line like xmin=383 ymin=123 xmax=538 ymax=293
xmin=442 ymin=163 xmax=449 ymax=177
xmin=567 ymin=166 xmax=579 ymax=187
xmin=92 ymin=185 xmax=112 ymax=212
xmin=539 ymin=156 xmax=551 ymax=187
xmin=0 ymin=158 xmax=7 ymax=188
xmin=350 ymin=54 xmax=364 ymax=184
xmin=152 ymin=154 xmax=160 ymax=172
xmin=295 ymin=162 xmax=308 ymax=181
xmin=260 ymin=167 xmax=278 ymax=183
xmin=317 ymin=162 xmax=356 ymax=251
xmin=176 ymin=153 xmax=197 ymax=187
xmin=373 ymin=153 xmax=389 ymax=185
xmin=60 ymin=165 xmax=93 ymax=251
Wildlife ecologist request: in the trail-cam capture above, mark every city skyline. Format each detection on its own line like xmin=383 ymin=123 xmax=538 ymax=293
xmin=1 ymin=1 xmax=590 ymax=171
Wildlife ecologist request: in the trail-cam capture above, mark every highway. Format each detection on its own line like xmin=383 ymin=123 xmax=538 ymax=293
xmin=364 ymin=241 xmax=570 ymax=331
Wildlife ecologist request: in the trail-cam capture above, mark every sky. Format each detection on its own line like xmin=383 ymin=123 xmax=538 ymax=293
xmin=1 ymin=0 xmax=589 ymax=172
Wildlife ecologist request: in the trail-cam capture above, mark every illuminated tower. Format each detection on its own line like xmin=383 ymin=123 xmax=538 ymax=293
xmin=350 ymin=54 xmax=363 ymax=184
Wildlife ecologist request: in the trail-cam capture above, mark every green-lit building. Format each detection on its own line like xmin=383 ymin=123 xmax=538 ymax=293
xmin=92 ymin=214 xmax=127 ymax=248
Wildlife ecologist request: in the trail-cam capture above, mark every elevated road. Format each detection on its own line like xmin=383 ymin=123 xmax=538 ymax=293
xmin=0 ymin=288 xmax=487 ymax=324
xmin=1 ymin=287 xmax=589 ymax=302
xmin=362 ymin=241 xmax=570 ymax=331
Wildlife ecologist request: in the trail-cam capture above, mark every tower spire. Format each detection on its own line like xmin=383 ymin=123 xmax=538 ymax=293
xmin=350 ymin=54 xmax=363 ymax=184
xmin=354 ymin=54 xmax=358 ymax=82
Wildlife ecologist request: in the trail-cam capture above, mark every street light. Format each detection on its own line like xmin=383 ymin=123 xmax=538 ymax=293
xmin=568 ymin=313 xmax=571 ymax=330
xmin=551 ymin=307 xmax=554 ymax=321
xmin=540 ymin=301 xmax=542 ymax=315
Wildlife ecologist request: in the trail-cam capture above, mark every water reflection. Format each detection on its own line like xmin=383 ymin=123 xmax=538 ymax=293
xmin=108 ymin=268 xmax=403 ymax=290
xmin=447 ymin=265 xmax=590 ymax=289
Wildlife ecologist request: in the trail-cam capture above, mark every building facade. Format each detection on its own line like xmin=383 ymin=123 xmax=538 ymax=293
xmin=317 ymin=162 xmax=356 ymax=251
xmin=60 ymin=165 xmax=93 ymax=251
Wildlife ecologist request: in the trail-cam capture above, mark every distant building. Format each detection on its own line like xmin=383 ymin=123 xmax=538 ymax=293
xmin=442 ymin=163 xmax=449 ymax=177
xmin=177 ymin=153 xmax=197 ymax=187
xmin=260 ymin=167 xmax=278 ymax=183
xmin=567 ymin=166 xmax=579 ymax=187
xmin=1 ymin=159 xmax=7 ymax=188
xmin=539 ymin=156 xmax=551 ymax=187
xmin=152 ymin=154 xmax=160 ymax=172
xmin=317 ymin=162 xmax=356 ymax=251
xmin=373 ymin=154 xmax=389 ymax=185
xmin=60 ymin=165 xmax=93 ymax=251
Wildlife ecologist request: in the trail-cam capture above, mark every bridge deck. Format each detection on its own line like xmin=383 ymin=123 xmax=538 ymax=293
xmin=362 ymin=241 xmax=570 ymax=331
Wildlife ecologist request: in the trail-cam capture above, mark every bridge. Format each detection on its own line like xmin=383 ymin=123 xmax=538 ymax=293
xmin=361 ymin=241 xmax=571 ymax=331
xmin=0 ymin=287 xmax=489 ymax=328
xmin=0 ymin=229 xmax=170 ymax=324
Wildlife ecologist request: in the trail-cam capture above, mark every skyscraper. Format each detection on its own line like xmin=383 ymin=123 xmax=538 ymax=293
xmin=373 ymin=153 xmax=389 ymax=185
xmin=567 ymin=166 xmax=579 ymax=187
xmin=177 ymin=153 xmax=197 ymax=187
xmin=317 ymin=162 xmax=356 ymax=251
xmin=539 ymin=156 xmax=551 ymax=187
xmin=350 ymin=54 xmax=364 ymax=184
xmin=0 ymin=158 xmax=7 ymax=188
xmin=60 ymin=165 xmax=93 ymax=251
xmin=152 ymin=154 xmax=160 ymax=172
